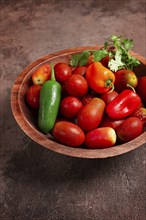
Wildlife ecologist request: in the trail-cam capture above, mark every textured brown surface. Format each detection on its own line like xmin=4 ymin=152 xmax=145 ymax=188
xmin=0 ymin=0 xmax=146 ymax=219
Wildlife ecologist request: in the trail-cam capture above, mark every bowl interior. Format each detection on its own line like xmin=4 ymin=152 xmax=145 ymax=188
xmin=11 ymin=46 xmax=146 ymax=158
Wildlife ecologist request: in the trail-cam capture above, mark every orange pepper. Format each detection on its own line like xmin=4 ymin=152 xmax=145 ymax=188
xmin=86 ymin=62 xmax=115 ymax=94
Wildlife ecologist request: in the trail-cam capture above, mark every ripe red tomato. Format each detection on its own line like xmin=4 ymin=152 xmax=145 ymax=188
xmin=65 ymin=74 xmax=88 ymax=97
xmin=26 ymin=85 xmax=41 ymax=109
xmin=72 ymin=66 xmax=87 ymax=76
xmin=132 ymin=107 xmax=146 ymax=125
xmin=117 ymin=117 xmax=143 ymax=142
xmin=85 ymin=127 xmax=117 ymax=149
xmin=101 ymin=90 xmax=118 ymax=104
xmin=77 ymin=98 xmax=105 ymax=131
xmin=136 ymin=76 xmax=146 ymax=104
xmin=54 ymin=62 xmax=72 ymax=84
xmin=81 ymin=93 xmax=95 ymax=105
xmin=53 ymin=121 xmax=85 ymax=147
xmin=100 ymin=115 xmax=124 ymax=131
xmin=32 ymin=64 xmax=51 ymax=85
xmin=100 ymin=56 xmax=109 ymax=68
xmin=114 ymin=69 xmax=138 ymax=93
xmin=60 ymin=96 xmax=83 ymax=119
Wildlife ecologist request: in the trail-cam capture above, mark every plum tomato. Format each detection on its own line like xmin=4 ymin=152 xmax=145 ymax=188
xmin=54 ymin=62 xmax=72 ymax=84
xmin=26 ymin=85 xmax=41 ymax=109
xmin=32 ymin=64 xmax=51 ymax=85
xmin=132 ymin=107 xmax=146 ymax=126
xmin=136 ymin=76 xmax=146 ymax=104
xmin=65 ymin=74 xmax=88 ymax=98
xmin=117 ymin=117 xmax=143 ymax=142
xmin=60 ymin=96 xmax=83 ymax=119
xmin=85 ymin=127 xmax=117 ymax=149
xmin=100 ymin=115 xmax=124 ymax=131
xmin=53 ymin=121 xmax=85 ymax=147
xmin=101 ymin=90 xmax=118 ymax=104
xmin=72 ymin=66 xmax=87 ymax=76
xmin=81 ymin=93 xmax=95 ymax=105
xmin=77 ymin=98 xmax=105 ymax=131
xmin=114 ymin=69 xmax=138 ymax=93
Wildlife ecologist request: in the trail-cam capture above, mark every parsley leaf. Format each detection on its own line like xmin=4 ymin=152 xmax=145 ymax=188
xmin=79 ymin=50 xmax=90 ymax=66
xmin=122 ymin=38 xmax=133 ymax=51
xmin=70 ymin=54 xmax=81 ymax=67
xmin=105 ymin=35 xmax=140 ymax=71
xmin=70 ymin=50 xmax=90 ymax=67
xmin=92 ymin=49 xmax=108 ymax=62
xmin=70 ymin=35 xmax=140 ymax=71
xmin=108 ymin=51 xmax=125 ymax=72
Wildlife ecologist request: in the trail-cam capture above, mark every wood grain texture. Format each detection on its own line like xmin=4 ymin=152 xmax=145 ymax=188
xmin=11 ymin=47 xmax=146 ymax=158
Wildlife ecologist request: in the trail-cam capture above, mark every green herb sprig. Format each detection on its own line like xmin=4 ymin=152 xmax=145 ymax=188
xmin=70 ymin=35 xmax=140 ymax=72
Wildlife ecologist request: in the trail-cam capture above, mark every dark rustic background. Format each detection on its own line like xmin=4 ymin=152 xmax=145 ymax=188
xmin=0 ymin=0 xmax=146 ymax=219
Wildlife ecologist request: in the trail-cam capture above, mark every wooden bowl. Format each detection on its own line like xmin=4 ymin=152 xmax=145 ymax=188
xmin=11 ymin=46 xmax=146 ymax=158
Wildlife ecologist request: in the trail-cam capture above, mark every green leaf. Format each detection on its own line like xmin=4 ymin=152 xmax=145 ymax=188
xmin=79 ymin=50 xmax=90 ymax=66
xmin=70 ymin=50 xmax=90 ymax=67
xmin=104 ymin=41 xmax=108 ymax=49
xmin=122 ymin=38 xmax=133 ymax=51
xmin=108 ymin=51 xmax=125 ymax=72
xmin=70 ymin=53 xmax=81 ymax=67
xmin=92 ymin=49 xmax=108 ymax=62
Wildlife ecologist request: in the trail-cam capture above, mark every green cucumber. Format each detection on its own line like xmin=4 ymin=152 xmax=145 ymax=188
xmin=38 ymin=64 xmax=61 ymax=133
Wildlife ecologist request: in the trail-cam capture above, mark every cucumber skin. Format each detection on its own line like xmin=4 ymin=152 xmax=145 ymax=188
xmin=38 ymin=80 xmax=61 ymax=134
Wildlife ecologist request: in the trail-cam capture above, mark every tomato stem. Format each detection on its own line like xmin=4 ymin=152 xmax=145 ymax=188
xmin=127 ymin=84 xmax=136 ymax=93
xmin=108 ymin=84 xmax=115 ymax=93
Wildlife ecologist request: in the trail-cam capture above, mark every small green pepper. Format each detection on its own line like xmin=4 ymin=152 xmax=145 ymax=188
xmin=38 ymin=64 xmax=61 ymax=133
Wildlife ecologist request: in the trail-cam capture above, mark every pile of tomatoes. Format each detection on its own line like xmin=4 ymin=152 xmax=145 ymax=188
xmin=26 ymin=57 xmax=146 ymax=149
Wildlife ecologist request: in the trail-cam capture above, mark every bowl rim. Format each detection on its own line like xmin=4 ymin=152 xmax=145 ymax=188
xmin=11 ymin=46 xmax=146 ymax=158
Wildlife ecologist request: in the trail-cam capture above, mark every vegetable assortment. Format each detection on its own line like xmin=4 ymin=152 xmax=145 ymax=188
xmin=26 ymin=35 xmax=146 ymax=149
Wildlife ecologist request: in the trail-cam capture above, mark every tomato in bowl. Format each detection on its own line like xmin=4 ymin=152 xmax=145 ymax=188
xmin=11 ymin=46 xmax=146 ymax=158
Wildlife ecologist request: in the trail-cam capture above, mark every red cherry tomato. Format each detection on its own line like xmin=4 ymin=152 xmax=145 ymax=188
xmin=60 ymin=96 xmax=83 ymax=119
xmin=26 ymin=85 xmax=41 ymax=109
xmin=114 ymin=69 xmax=138 ymax=93
xmin=85 ymin=127 xmax=117 ymax=149
xmin=101 ymin=90 xmax=118 ymax=104
xmin=136 ymin=76 xmax=146 ymax=104
xmin=77 ymin=98 xmax=105 ymax=131
xmin=117 ymin=117 xmax=143 ymax=142
xmin=100 ymin=115 xmax=124 ymax=131
xmin=100 ymin=56 xmax=110 ymax=68
xmin=53 ymin=121 xmax=85 ymax=147
xmin=65 ymin=74 xmax=88 ymax=97
xmin=54 ymin=62 xmax=72 ymax=84
xmin=72 ymin=66 xmax=87 ymax=76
